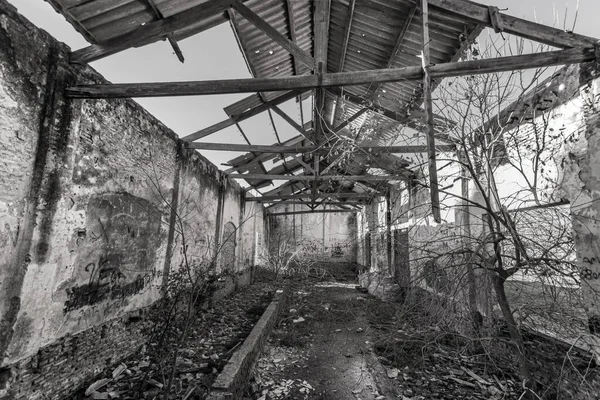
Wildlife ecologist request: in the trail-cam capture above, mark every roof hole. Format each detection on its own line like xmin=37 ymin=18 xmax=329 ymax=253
xmin=357 ymin=50 xmax=361 ymax=53
xmin=268 ymin=50 xmax=274 ymax=55
xmin=255 ymin=50 xmax=260 ymax=54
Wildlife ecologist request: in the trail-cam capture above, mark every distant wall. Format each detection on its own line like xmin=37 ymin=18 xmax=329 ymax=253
xmin=267 ymin=205 xmax=357 ymax=263
xmin=0 ymin=2 xmax=264 ymax=398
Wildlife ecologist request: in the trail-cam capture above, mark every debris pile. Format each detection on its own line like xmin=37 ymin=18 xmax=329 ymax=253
xmin=74 ymin=283 xmax=275 ymax=400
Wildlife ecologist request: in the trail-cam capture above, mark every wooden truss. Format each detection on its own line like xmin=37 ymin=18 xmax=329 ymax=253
xmin=65 ymin=0 xmax=600 ymax=215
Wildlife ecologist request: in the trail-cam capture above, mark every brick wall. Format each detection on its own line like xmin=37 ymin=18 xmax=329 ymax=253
xmin=0 ymin=2 xmax=264 ymax=398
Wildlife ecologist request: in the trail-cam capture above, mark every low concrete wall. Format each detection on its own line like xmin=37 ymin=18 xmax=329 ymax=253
xmin=207 ymin=288 xmax=289 ymax=400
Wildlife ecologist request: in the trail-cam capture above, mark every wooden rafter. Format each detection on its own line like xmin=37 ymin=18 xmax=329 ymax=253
xmin=70 ymin=0 xmax=241 ymax=64
xmin=313 ymin=0 xmax=331 ymax=145
xmin=187 ymin=142 xmax=454 ymax=153
xmin=326 ymin=87 xmax=453 ymax=133
xmin=422 ymin=0 xmax=441 ymax=222
xmin=270 ymin=105 xmax=312 ymax=141
xmin=228 ymin=174 xmax=408 ymax=181
xmin=67 ymin=47 xmax=596 ymax=98
xmin=405 ymin=24 xmax=484 ymax=118
xmin=285 ymin=0 xmax=305 ymax=110
xmin=337 ymin=0 xmax=356 ymax=73
xmin=224 ymin=133 xmax=310 ymax=172
xmin=265 ymin=200 xmax=367 ymax=207
xmin=331 ymin=107 xmax=369 ymax=132
xmin=145 ymin=0 xmax=185 ymax=63
xmin=267 ymin=209 xmax=358 ymax=216
xmin=428 ymin=0 xmax=597 ymax=49
xmin=232 ymin=2 xmax=315 ymax=69
xmin=285 ymin=0 xmax=301 ymax=75
xmin=247 ymin=193 xmax=372 ymax=201
xmin=366 ymin=2 xmax=418 ymax=97
xmin=181 ymin=90 xmax=302 ymax=142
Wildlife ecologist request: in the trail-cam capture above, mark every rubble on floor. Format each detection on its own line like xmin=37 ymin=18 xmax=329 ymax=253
xmin=247 ymin=275 xmax=599 ymax=399
xmin=73 ymin=282 xmax=276 ymax=400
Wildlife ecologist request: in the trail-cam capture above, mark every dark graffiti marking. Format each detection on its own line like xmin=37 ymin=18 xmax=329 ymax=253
xmin=331 ymin=246 xmax=344 ymax=258
xmin=0 ymin=222 xmax=19 ymax=248
xmin=581 ymin=268 xmax=600 ymax=280
xmin=63 ymin=193 xmax=163 ymax=314
xmin=583 ymin=257 xmax=598 ymax=265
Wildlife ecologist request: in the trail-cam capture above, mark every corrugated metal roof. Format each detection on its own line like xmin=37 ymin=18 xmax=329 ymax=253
xmin=47 ymin=0 xmax=482 ymax=198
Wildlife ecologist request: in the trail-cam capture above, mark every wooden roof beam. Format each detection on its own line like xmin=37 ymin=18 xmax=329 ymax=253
xmin=313 ymin=0 xmax=331 ymax=145
xmin=428 ymin=0 xmax=598 ymax=49
xmin=366 ymin=2 xmax=418 ymax=97
xmin=247 ymin=193 xmax=372 ymax=202
xmin=145 ymin=0 xmax=184 ymax=63
xmin=337 ymin=0 xmax=356 ymax=73
xmin=232 ymin=2 xmax=315 ymax=69
xmin=71 ymin=0 xmax=242 ymax=64
xmin=228 ymin=174 xmax=408 ymax=181
xmin=267 ymin=209 xmax=358 ymax=216
xmin=265 ymin=200 xmax=367 ymax=207
xmin=181 ymin=90 xmax=302 ymax=142
xmin=186 ymin=143 xmax=455 ymax=153
xmin=422 ymin=0 xmax=441 ymax=222
xmin=271 ymin=105 xmax=312 ymax=141
xmin=67 ymin=47 xmax=596 ymax=98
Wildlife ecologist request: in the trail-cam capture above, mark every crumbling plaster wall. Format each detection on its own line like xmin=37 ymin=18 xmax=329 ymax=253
xmin=0 ymin=3 xmax=263 ymax=397
xmin=559 ymin=61 xmax=600 ymax=332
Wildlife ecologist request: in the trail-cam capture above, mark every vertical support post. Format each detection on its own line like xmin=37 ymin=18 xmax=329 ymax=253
xmin=386 ymin=189 xmax=393 ymax=276
xmin=421 ymin=0 xmax=441 ymax=223
xmin=213 ymin=175 xmax=225 ymax=271
xmin=459 ymin=151 xmax=482 ymax=329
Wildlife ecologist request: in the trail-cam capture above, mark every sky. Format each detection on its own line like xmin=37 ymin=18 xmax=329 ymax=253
xmin=9 ymin=0 xmax=600 ymax=174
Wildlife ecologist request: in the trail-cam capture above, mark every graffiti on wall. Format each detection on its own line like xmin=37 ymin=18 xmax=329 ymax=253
xmin=63 ymin=193 xmax=163 ymax=313
xmin=0 ymin=221 xmax=19 ymax=248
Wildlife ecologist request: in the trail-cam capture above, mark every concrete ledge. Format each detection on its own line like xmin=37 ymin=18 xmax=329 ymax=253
xmin=207 ymin=288 xmax=288 ymax=399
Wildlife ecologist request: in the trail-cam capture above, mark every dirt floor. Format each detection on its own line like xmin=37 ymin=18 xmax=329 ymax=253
xmin=247 ymin=266 xmax=600 ymax=400
xmin=249 ymin=282 xmax=395 ymax=400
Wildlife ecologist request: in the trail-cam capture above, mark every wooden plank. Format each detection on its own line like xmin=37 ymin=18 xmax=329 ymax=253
xmin=247 ymin=193 xmax=372 ymax=201
xmin=225 ymin=134 xmax=308 ymax=172
xmin=267 ymin=209 xmax=358 ymax=216
xmin=285 ymin=0 xmax=301 ymax=76
xmin=428 ymin=0 xmax=597 ymax=49
xmin=313 ymin=0 xmax=331 ymax=145
xmin=66 ymin=47 xmax=596 ymax=98
xmin=271 ymin=105 xmax=312 ymax=141
xmin=232 ymin=2 xmax=315 ymax=69
xmin=332 ymin=107 xmax=369 ymax=132
xmin=186 ymin=142 xmax=455 ymax=153
xmin=145 ymin=0 xmax=184 ymax=63
xmin=337 ymin=0 xmax=356 ymax=72
xmin=422 ymin=0 xmax=441 ymax=223
xmin=287 ymin=154 xmax=315 ymax=174
xmin=70 ymin=0 xmax=240 ymax=64
xmin=182 ymin=90 xmax=302 ymax=142
xmin=228 ymin=174 xmax=407 ymax=181
xmin=265 ymin=200 xmax=367 ymax=207
xmin=367 ymin=2 xmax=418 ymax=97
